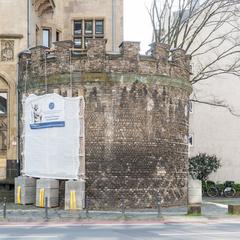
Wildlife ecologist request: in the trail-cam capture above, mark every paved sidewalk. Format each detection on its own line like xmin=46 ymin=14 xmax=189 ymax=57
xmin=0 ymin=198 xmax=239 ymax=223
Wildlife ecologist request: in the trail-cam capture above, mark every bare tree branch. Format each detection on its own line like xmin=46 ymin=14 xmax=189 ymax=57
xmin=148 ymin=0 xmax=240 ymax=117
xmin=149 ymin=0 xmax=240 ymax=85
xmin=190 ymin=99 xmax=240 ymax=117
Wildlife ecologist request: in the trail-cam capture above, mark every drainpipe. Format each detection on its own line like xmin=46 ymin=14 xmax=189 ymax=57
xmin=112 ymin=0 xmax=116 ymax=52
xmin=16 ymin=61 xmax=20 ymax=175
xmin=27 ymin=0 xmax=31 ymax=48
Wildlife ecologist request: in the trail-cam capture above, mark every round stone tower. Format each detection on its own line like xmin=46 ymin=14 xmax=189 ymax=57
xmin=18 ymin=39 xmax=192 ymax=209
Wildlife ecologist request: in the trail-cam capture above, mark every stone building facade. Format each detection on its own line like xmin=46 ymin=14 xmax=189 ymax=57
xmin=18 ymin=39 xmax=192 ymax=209
xmin=0 ymin=0 xmax=123 ymax=183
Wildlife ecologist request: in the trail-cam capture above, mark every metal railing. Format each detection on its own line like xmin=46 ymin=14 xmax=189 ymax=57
xmin=0 ymin=193 xmax=163 ymax=221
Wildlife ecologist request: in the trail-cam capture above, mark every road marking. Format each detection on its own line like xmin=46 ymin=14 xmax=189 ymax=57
xmin=157 ymin=232 xmax=240 ymax=236
xmin=0 ymin=236 xmax=58 ymax=239
xmin=0 ymin=223 xmax=219 ymax=227
xmin=0 ymin=223 xmax=166 ymax=227
xmin=2 ymin=220 xmax=240 ymax=228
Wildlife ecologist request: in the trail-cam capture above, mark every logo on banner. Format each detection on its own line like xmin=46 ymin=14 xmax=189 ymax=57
xmin=49 ymin=102 xmax=55 ymax=110
xmin=29 ymin=96 xmax=65 ymax=129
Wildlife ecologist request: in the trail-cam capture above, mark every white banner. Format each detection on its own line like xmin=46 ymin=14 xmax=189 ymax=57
xmin=29 ymin=94 xmax=65 ymax=129
xmin=22 ymin=93 xmax=82 ymax=180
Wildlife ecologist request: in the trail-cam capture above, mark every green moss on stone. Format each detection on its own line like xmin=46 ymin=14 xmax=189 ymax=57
xmin=18 ymin=72 xmax=192 ymax=94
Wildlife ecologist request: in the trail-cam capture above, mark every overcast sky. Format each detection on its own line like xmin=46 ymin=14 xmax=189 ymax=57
xmin=124 ymin=0 xmax=153 ymax=53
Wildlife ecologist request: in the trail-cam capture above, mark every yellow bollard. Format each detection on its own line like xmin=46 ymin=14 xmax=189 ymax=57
xmin=39 ymin=188 xmax=45 ymax=208
xmin=17 ymin=186 xmax=21 ymax=204
xmin=70 ymin=190 xmax=77 ymax=210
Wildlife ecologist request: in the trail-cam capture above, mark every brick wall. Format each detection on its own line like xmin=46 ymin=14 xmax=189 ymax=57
xmin=18 ymin=39 xmax=192 ymax=209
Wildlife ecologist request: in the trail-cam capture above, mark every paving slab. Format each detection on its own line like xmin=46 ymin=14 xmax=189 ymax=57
xmin=0 ymin=197 xmax=239 ymax=223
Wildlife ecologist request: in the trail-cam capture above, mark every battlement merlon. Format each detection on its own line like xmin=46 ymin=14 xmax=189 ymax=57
xmin=119 ymin=41 xmax=140 ymax=60
xmin=150 ymin=42 xmax=170 ymax=61
xmin=18 ymin=39 xmax=191 ymax=81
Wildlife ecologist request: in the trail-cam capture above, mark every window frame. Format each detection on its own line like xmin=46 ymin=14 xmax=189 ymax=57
xmin=0 ymin=91 xmax=8 ymax=152
xmin=56 ymin=30 xmax=61 ymax=42
xmin=0 ymin=92 xmax=8 ymax=116
xmin=84 ymin=20 xmax=93 ymax=35
xmin=42 ymin=28 xmax=51 ymax=48
xmin=73 ymin=19 xmax=104 ymax=49
xmin=74 ymin=37 xmax=82 ymax=49
xmin=74 ymin=20 xmax=82 ymax=35
xmin=95 ymin=20 xmax=104 ymax=35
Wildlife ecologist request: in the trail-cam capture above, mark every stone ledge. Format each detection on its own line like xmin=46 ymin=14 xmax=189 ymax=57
xmin=0 ymin=34 xmax=24 ymax=39
xmin=228 ymin=205 xmax=240 ymax=215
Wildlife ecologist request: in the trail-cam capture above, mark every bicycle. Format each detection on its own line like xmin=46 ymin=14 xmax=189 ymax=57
xmin=202 ymin=180 xmax=215 ymax=197
xmin=206 ymin=181 xmax=236 ymax=198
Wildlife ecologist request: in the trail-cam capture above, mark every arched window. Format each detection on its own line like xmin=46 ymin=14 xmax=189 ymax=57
xmin=0 ymin=93 xmax=7 ymax=115
xmin=0 ymin=92 xmax=7 ymax=151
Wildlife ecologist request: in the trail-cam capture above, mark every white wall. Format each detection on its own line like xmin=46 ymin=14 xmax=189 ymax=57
xmin=189 ymin=5 xmax=240 ymax=182
xmin=190 ymin=69 xmax=240 ymax=182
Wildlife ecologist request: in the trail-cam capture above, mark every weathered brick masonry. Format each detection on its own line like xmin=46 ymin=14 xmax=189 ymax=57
xmin=18 ymin=39 xmax=192 ymax=209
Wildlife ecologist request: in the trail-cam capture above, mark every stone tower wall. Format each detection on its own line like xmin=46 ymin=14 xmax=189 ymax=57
xmin=18 ymin=39 xmax=192 ymax=209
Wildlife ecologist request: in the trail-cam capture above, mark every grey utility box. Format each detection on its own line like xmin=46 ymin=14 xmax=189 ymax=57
xmin=36 ymin=179 xmax=59 ymax=208
xmin=65 ymin=180 xmax=85 ymax=210
xmin=14 ymin=176 xmax=36 ymax=205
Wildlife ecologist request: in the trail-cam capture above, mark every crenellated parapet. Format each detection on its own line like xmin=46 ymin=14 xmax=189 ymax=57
xmin=19 ymin=39 xmax=191 ymax=87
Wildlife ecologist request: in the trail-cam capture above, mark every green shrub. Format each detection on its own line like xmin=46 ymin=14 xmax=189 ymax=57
xmin=189 ymin=153 xmax=221 ymax=181
xmin=234 ymin=183 xmax=240 ymax=192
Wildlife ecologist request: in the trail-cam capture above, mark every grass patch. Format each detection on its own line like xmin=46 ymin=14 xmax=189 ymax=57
xmin=186 ymin=212 xmax=202 ymax=217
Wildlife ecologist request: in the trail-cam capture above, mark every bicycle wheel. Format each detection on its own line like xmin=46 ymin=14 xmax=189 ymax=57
xmin=207 ymin=187 xmax=218 ymax=197
xmin=224 ymin=187 xmax=236 ymax=198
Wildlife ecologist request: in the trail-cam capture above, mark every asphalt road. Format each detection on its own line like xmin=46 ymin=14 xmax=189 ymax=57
xmin=1 ymin=222 xmax=240 ymax=240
